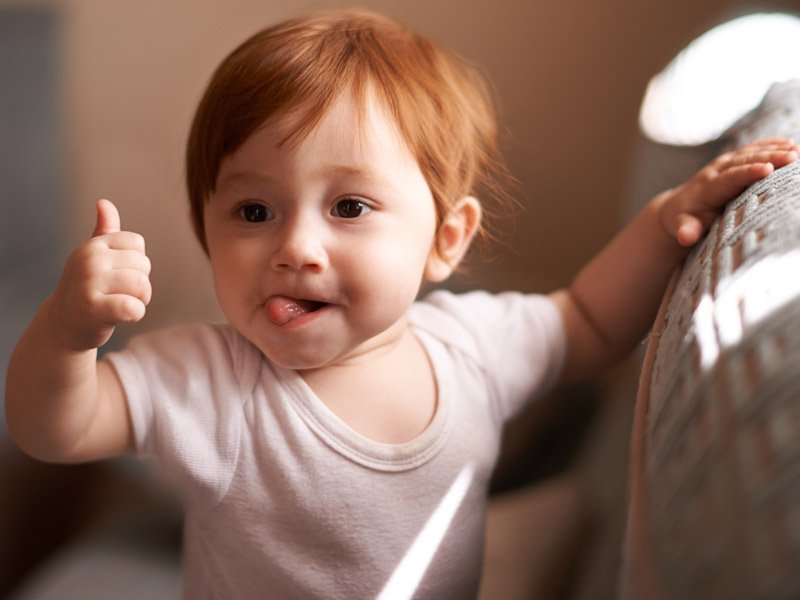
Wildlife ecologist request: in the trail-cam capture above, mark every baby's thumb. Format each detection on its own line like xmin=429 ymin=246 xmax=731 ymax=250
xmin=92 ymin=198 xmax=121 ymax=237
xmin=675 ymin=213 xmax=703 ymax=247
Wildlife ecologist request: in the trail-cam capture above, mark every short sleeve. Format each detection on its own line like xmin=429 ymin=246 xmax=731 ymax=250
xmin=104 ymin=324 xmax=258 ymax=510
xmin=412 ymin=290 xmax=566 ymax=422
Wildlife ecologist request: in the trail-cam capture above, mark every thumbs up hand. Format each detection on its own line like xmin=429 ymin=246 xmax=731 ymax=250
xmin=52 ymin=199 xmax=152 ymax=351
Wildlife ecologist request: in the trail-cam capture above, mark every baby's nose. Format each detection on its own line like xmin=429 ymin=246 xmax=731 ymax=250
xmin=270 ymin=219 xmax=329 ymax=272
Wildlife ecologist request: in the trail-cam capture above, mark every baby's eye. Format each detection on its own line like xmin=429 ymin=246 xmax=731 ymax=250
xmin=332 ymin=198 xmax=371 ymax=219
xmin=238 ymin=203 xmax=273 ymax=223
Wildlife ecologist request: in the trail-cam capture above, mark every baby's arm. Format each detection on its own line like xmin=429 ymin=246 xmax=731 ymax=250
xmin=5 ymin=199 xmax=151 ymax=463
xmin=550 ymin=138 xmax=799 ymax=382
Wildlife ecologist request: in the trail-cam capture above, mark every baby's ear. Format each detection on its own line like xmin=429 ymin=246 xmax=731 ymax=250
xmin=424 ymin=196 xmax=482 ymax=282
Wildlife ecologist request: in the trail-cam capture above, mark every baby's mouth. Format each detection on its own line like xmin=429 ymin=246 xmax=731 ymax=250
xmin=265 ymin=296 xmax=328 ymax=326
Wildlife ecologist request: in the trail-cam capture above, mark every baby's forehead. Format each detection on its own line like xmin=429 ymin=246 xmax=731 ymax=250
xmin=262 ymin=87 xmax=409 ymax=157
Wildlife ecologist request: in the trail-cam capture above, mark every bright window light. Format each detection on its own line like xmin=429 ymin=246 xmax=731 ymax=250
xmin=640 ymin=13 xmax=800 ymax=145
xmin=377 ymin=464 xmax=474 ymax=600
xmin=691 ymin=250 xmax=800 ymax=369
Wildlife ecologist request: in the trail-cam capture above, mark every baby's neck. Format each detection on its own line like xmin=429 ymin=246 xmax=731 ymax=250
xmin=300 ymin=328 xmax=437 ymax=444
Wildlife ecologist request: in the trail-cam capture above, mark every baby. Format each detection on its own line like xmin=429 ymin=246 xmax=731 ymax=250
xmin=5 ymin=9 xmax=798 ymax=599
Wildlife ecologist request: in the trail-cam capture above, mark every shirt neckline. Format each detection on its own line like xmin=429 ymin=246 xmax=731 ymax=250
xmin=277 ymin=328 xmax=453 ymax=472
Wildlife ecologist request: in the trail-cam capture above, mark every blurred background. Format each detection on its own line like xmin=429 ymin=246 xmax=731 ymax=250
xmin=2 ymin=0 xmax=798 ymax=598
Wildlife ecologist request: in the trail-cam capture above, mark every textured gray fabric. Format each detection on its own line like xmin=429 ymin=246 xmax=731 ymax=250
xmin=643 ymin=80 xmax=800 ymax=598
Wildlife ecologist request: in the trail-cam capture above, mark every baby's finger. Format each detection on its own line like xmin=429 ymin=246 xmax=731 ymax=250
xmin=94 ymin=294 xmax=147 ymax=326
xmin=110 ymin=249 xmax=152 ymax=276
xmin=737 ymin=137 xmax=797 ymax=151
xmin=717 ymin=149 xmax=798 ymax=171
xmin=102 ymin=231 xmax=146 ymax=253
xmin=704 ymin=162 xmax=774 ymax=205
xmin=767 ymin=149 xmax=799 ymax=168
xmin=92 ymin=199 xmax=121 ymax=238
xmin=675 ymin=213 xmax=703 ymax=247
xmin=102 ymin=269 xmax=152 ymax=306
xmin=717 ymin=140 xmax=798 ymax=166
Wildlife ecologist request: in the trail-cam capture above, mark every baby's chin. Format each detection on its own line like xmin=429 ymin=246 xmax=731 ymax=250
xmin=232 ymin=310 xmax=413 ymax=371
xmin=249 ymin=342 xmax=330 ymax=371
xmin=246 ymin=337 xmax=348 ymax=371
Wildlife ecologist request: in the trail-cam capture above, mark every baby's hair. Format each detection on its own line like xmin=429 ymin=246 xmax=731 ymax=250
xmin=186 ymin=9 xmax=516 ymax=255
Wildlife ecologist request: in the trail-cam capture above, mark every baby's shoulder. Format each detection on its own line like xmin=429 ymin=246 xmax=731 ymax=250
xmin=412 ymin=289 xmax=553 ymax=328
xmin=410 ymin=290 xmax=518 ymax=353
xmin=410 ymin=289 xmax=563 ymax=358
xmin=121 ymin=322 xmax=237 ymax=357
xmin=109 ymin=322 xmax=263 ymax=394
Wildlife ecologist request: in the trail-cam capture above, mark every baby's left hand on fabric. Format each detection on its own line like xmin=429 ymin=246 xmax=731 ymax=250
xmin=655 ymin=137 xmax=800 ymax=247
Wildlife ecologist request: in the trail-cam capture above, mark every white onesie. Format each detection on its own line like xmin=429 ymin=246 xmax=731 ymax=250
xmin=106 ymin=289 xmax=565 ymax=599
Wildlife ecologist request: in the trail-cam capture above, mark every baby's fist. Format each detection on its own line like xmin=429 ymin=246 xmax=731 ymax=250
xmin=51 ymin=199 xmax=152 ymax=350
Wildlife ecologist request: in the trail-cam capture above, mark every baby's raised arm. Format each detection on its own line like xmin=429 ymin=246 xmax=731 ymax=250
xmin=551 ymin=138 xmax=800 ymax=382
xmin=5 ymin=199 xmax=151 ymax=463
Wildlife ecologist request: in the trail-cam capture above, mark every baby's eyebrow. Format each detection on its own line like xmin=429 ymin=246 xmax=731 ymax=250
xmin=217 ymin=170 xmax=277 ymax=189
xmin=318 ymin=163 xmax=392 ymax=187
xmin=217 ymin=164 xmax=393 ymax=191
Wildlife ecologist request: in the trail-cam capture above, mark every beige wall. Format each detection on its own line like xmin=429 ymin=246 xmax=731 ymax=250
xmin=8 ymin=0 xmax=794 ymax=334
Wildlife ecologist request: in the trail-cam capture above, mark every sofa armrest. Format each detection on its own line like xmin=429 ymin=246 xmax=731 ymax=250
xmin=623 ymin=80 xmax=800 ymax=599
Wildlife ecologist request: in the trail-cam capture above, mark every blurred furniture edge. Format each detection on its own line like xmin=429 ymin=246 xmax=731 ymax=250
xmin=0 ymin=435 xmax=183 ymax=598
xmin=622 ymin=80 xmax=800 ymax=599
xmin=0 ymin=437 xmax=102 ymax=594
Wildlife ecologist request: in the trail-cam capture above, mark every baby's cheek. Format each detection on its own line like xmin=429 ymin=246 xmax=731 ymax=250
xmin=357 ymin=248 xmax=420 ymax=299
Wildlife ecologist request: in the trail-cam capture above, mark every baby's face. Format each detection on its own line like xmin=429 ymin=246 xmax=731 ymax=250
xmin=204 ymin=92 xmax=441 ymax=369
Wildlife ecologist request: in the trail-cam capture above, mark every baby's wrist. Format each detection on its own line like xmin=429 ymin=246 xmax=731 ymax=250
xmin=41 ymin=294 xmax=95 ymax=354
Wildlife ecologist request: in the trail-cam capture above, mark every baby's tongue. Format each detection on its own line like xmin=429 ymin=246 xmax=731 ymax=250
xmin=265 ymin=296 xmax=319 ymax=325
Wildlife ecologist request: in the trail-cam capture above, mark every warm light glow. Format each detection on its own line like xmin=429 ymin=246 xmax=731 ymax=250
xmin=640 ymin=13 xmax=800 ymax=145
xmin=693 ymin=294 xmax=720 ymax=369
xmin=376 ymin=464 xmax=474 ymax=600
xmin=691 ymin=250 xmax=800 ymax=369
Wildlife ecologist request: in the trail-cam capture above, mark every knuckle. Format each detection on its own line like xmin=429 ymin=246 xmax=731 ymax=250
xmin=75 ymin=245 xmax=111 ymax=277
xmin=67 ymin=242 xmax=96 ymax=271
xmin=712 ymin=152 xmax=731 ymax=165
xmin=78 ymin=285 xmax=98 ymax=307
xmin=83 ymin=252 xmax=107 ymax=275
xmin=694 ymin=169 xmax=714 ymax=185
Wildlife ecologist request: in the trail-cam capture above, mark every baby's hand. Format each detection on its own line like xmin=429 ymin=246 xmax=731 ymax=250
xmin=656 ymin=137 xmax=800 ymax=247
xmin=51 ymin=199 xmax=152 ymax=351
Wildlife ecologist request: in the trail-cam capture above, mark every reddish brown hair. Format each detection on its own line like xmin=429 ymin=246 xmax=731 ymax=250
xmin=186 ymin=9 xmax=514 ymax=253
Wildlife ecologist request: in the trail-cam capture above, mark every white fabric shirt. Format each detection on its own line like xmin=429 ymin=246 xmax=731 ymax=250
xmin=106 ymin=290 xmax=565 ymax=599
